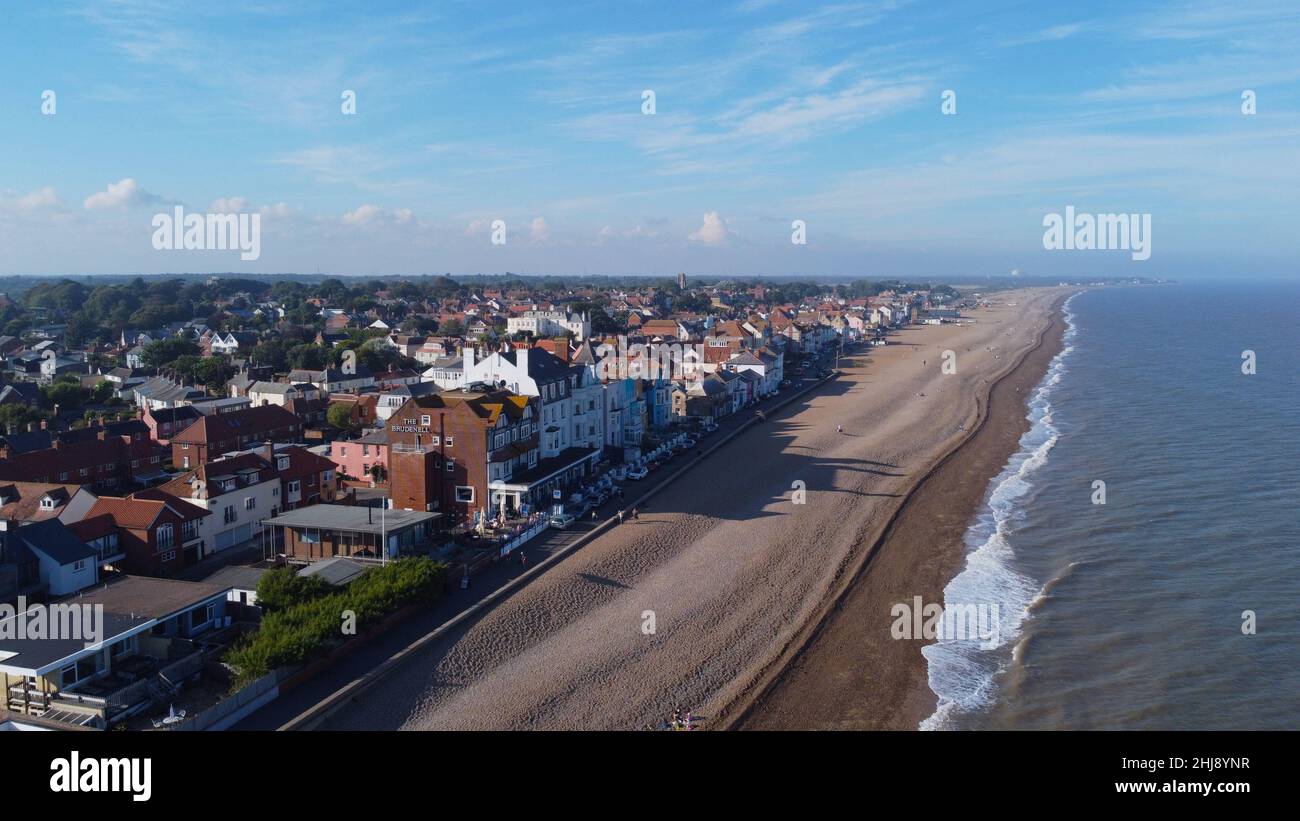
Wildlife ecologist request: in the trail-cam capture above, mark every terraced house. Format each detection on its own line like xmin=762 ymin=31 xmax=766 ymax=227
xmin=170 ymin=403 xmax=302 ymax=468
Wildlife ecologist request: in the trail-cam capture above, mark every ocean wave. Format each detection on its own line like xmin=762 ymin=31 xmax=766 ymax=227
xmin=920 ymin=295 xmax=1080 ymax=731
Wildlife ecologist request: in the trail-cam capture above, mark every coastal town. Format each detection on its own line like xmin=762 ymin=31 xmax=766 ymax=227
xmin=0 ymin=273 xmax=977 ymax=730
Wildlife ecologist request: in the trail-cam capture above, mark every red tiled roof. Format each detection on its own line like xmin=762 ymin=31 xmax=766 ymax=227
xmin=171 ymin=404 xmax=301 ymax=446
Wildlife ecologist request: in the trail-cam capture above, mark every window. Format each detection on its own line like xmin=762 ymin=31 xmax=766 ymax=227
xmin=161 ymin=550 xmax=176 ymax=562
xmin=74 ymin=559 xmax=86 ymax=572
xmin=156 ymin=523 xmax=174 ymax=550
xmin=455 ymin=486 xmax=475 ymax=503
xmin=244 ymin=497 xmax=256 ymax=510
xmin=58 ymin=472 xmax=68 ymax=481
xmin=445 ymin=459 xmax=455 ymax=473
xmin=182 ymin=456 xmax=190 ymax=469
xmin=181 ymin=443 xmax=189 ymax=450
xmin=444 ymin=436 xmax=453 ymax=447
xmin=40 ymin=496 xmax=55 ymax=510
xmin=288 ymin=479 xmax=301 ymax=493
xmin=429 ymin=435 xmax=439 ymax=445
xmin=421 ymin=414 xmax=431 ymax=425
xmin=223 ymin=506 xmax=236 ymax=524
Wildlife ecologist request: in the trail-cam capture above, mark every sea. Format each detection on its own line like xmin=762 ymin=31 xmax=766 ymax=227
xmin=921 ymin=280 xmax=1300 ymax=730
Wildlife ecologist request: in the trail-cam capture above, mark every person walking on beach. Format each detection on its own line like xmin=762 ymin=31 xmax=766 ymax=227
xmin=617 ymin=509 xmax=624 ymax=524
xmin=631 ymin=507 xmax=639 ymax=520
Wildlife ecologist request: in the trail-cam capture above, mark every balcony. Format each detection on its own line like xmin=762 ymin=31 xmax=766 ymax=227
xmin=6 ymin=651 xmax=204 ymax=729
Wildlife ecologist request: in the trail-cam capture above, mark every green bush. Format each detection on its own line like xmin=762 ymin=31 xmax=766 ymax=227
xmin=225 ymin=558 xmax=446 ymax=688
xmin=254 ymin=566 xmax=333 ymax=613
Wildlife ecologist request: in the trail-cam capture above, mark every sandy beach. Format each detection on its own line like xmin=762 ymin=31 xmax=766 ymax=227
xmin=322 ymin=287 xmax=1072 ymax=731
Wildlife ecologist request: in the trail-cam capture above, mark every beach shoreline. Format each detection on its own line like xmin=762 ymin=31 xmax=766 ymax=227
xmin=318 ymin=288 xmax=1071 ymax=731
xmin=724 ymin=291 xmax=1073 ymax=731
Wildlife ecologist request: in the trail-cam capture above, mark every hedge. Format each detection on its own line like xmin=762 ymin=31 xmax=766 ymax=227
xmin=225 ymin=557 xmax=446 ymax=688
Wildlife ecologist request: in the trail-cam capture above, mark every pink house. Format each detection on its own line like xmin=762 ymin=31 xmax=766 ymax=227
xmin=327 ymin=431 xmax=389 ymax=482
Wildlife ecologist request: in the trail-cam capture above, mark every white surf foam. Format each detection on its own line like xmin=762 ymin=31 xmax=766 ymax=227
xmin=920 ymin=293 xmax=1081 ymax=731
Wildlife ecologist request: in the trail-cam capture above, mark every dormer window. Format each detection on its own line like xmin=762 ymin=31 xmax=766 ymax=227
xmin=40 ymin=496 xmax=56 ymax=510
xmin=277 ymin=456 xmax=290 ymax=471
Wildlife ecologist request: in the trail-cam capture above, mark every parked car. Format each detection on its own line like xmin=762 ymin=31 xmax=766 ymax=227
xmin=628 ymin=466 xmax=649 ymax=480
xmin=550 ymin=513 xmax=577 ymax=530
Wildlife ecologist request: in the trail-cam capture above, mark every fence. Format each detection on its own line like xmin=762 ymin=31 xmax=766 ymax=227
xmin=497 ymin=520 xmax=548 ymax=557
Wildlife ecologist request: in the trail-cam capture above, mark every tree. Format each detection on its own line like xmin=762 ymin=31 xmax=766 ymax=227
xmin=91 ymin=380 xmax=114 ymax=403
xmin=44 ymin=381 xmax=83 ymax=410
xmin=327 ymin=402 xmax=354 ymax=430
xmin=141 ymin=338 xmax=200 ymax=369
xmin=440 ymin=318 xmax=465 ymax=336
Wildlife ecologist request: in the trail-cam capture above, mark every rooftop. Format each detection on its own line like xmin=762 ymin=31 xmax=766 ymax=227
xmin=263 ymin=503 xmax=440 ymax=534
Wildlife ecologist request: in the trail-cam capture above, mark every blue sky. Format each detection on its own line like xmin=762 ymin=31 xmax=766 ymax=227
xmin=1 ymin=0 xmax=1297 ymax=278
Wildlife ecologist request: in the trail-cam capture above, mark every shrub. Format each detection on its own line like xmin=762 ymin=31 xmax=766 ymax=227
xmin=225 ymin=558 xmax=446 ymax=687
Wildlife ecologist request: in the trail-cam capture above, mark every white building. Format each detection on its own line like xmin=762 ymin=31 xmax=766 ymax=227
xmin=506 ymin=309 xmax=592 ymax=342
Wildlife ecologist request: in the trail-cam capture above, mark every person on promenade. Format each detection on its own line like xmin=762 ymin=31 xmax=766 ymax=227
xmin=617 ymin=509 xmax=624 ymax=524
xmin=836 ymin=424 xmax=843 ymax=433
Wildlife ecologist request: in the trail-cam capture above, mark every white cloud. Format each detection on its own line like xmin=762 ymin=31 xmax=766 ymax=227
xmin=1 ymin=187 xmax=60 ymax=211
xmin=83 ymin=178 xmax=159 ymax=210
xmin=529 ymin=216 xmax=550 ymax=243
xmin=209 ymin=196 xmax=249 ymax=213
xmin=342 ymin=204 xmax=384 ymax=225
xmin=342 ymin=204 xmax=415 ymax=227
xmin=688 ymin=211 xmax=733 ymax=245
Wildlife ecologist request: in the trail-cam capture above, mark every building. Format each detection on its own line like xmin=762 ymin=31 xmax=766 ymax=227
xmin=505 ymin=309 xmax=591 ymax=341
xmin=158 ymin=452 xmax=280 ymax=557
xmin=170 ymin=403 xmax=303 ymax=468
xmin=328 ymin=429 xmax=389 ymax=482
xmin=246 ymin=381 xmax=322 ymax=408
xmin=0 ymin=518 xmax=100 ymax=600
xmin=287 ymin=365 xmax=375 ymax=393
xmin=0 ymin=576 xmax=230 ymax=728
xmin=0 ymin=481 xmax=98 ymax=525
xmin=72 ymin=491 xmax=212 ymax=575
xmin=142 ymin=405 xmax=203 ymax=445
xmin=387 ymin=389 xmax=544 ymax=522
xmin=723 ymin=348 xmax=784 ymax=397
xmin=262 ymin=504 xmax=440 ymax=563
xmin=0 ymin=433 xmax=166 ymax=491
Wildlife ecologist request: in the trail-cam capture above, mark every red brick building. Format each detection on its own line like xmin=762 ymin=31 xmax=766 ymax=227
xmin=69 ymin=491 xmax=211 ymax=575
xmin=0 ymin=430 xmax=165 ymax=490
xmin=386 ymin=390 xmax=537 ymax=526
xmin=170 ymin=404 xmax=302 ymax=468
